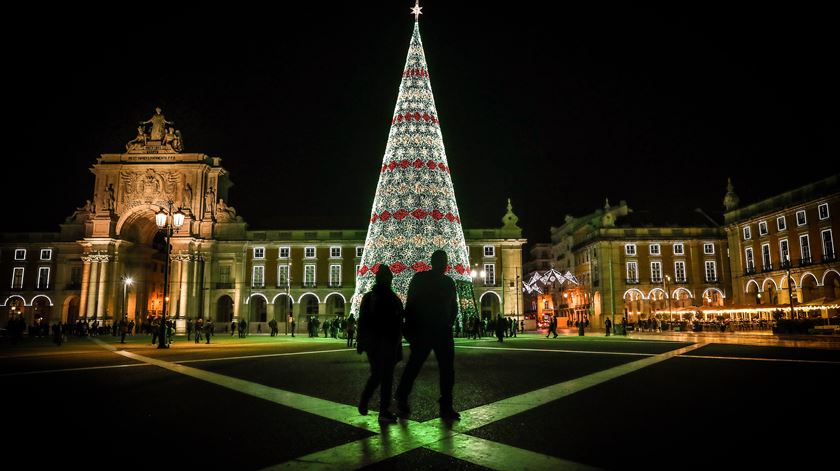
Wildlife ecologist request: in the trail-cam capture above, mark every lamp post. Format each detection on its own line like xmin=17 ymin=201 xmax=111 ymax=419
xmin=786 ymin=254 xmax=796 ymax=320
xmin=122 ymin=276 xmax=133 ymax=321
xmin=515 ymin=273 xmax=520 ymax=326
xmin=470 ymin=264 xmax=486 ymax=318
xmin=155 ymin=201 xmax=185 ymax=349
xmin=664 ymin=275 xmax=672 ymax=321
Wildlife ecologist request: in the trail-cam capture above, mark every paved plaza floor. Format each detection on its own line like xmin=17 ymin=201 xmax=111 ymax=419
xmin=1 ymin=331 xmax=838 ymax=470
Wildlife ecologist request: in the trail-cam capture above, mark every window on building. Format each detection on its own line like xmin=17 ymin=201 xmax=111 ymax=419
xmin=800 ymin=235 xmax=811 ymax=263
xmin=649 ymin=244 xmax=660 ymax=256
xmin=356 ymin=246 xmax=364 ymax=258
xmin=253 ymin=247 xmax=265 ymax=259
xmin=543 ymin=299 xmax=549 ymax=311
xmin=675 ymin=261 xmax=687 ymax=282
xmin=703 ymin=243 xmax=714 ymax=255
xmin=625 ymin=244 xmax=637 ymax=256
xmin=330 ymin=246 xmax=341 ymax=258
xmin=252 ymin=266 xmax=265 ymax=288
xmin=743 ymin=226 xmax=751 ymax=240
xmin=777 ymin=216 xmax=787 ymax=231
xmin=626 ymin=262 xmax=638 ymax=282
xmin=40 ymin=249 xmax=52 ymax=260
xmin=12 ymin=267 xmax=24 ymax=289
xmin=673 ymin=243 xmax=685 ymax=255
xmin=796 ymin=210 xmax=807 ymax=226
xmin=37 ymin=267 xmax=50 ymax=289
xmin=484 ymin=245 xmax=495 ymax=257
xmin=761 ymin=244 xmax=771 ymax=270
xmin=304 ymin=247 xmax=316 ymax=258
xmin=279 ymin=247 xmax=290 ymax=259
xmin=818 ymin=203 xmax=830 ymax=220
xmin=219 ymin=266 xmax=231 ymax=284
xmin=650 ymin=261 xmax=662 ymax=283
xmin=779 ymin=239 xmax=789 ymax=265
xmin=484 ymin=263 xmax=495 ymax=285
xmin=758 ymin=221 xmax=768 ymax=236
xmin=704 ymin=261 xmax=717 ymax=282
xmin=330 ymin=264 xmax=341 ymax=287
xmin=822 ymin=229 xmax=835 ymax=259
xmin=278 ymin=265 xmax=289 ymax=287
xmin=745 ymin=248 xmax=755 ymax=270
xmin=304 ymin=265 xmax=316 ymax=287
xmin=14 ymin=249 xmax=26 ymax=260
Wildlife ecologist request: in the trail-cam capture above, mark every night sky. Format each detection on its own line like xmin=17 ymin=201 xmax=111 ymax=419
xmin=6 ymin=3 xmax=838 ymax=243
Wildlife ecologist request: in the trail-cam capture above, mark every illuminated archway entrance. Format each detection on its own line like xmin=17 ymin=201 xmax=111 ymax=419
xmin=216 ymin=295 xmax=234 ymax=323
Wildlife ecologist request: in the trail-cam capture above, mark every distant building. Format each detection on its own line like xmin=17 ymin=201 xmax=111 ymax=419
xmin=536 ymin=199 xmax=729 ymax=329
xmin=724 ymin=174 xmax=840 ymax=311
xmin=0 ymin=112 xmax=526 ymax=332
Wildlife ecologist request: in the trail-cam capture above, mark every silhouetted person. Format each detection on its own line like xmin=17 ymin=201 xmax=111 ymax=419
xmin=395 ymin=250 xmax=460 ymax=421
xmin=605 ymin=317 xmax=612 ymax=336
xmin=356 ymin=266 xmax=403 ymax=422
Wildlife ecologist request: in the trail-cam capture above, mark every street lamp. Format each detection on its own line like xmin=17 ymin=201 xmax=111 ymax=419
xmin=155 ymin=201 xmax=185 ymax=349
xmin=786 ymin=254 xmax=796 ymax=319
xmin=664 ymin=275 xmax=672 ymax=321
xmin=122 ymin=276 xmax=133 ymax=320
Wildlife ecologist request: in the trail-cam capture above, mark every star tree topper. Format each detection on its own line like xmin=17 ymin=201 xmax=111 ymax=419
xmin=411 ymin=0 xmax=422 ymax=21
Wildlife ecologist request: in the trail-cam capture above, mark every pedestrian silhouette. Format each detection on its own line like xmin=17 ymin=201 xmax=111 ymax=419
xmin=356 ymin=265 xmax=403 ymax=423
xmin=395 ymin=250 xmax=461 ymax=421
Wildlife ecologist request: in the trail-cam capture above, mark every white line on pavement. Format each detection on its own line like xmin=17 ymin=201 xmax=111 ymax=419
xmin=0 ymin=362 xmax=151 ymax=377
xmin=455 ymin=344 xmax=655 ymax=357
xmin=679 ymin=354 xmax=840 ymax=365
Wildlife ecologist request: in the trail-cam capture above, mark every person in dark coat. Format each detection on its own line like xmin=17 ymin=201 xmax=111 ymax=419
xmin=395 ymin=250 xmax=461 ymax=421
xmin=356 ymin=266 xmax=403 ymax=422
xmin=605 ymin=317 xmax=612 ymax=336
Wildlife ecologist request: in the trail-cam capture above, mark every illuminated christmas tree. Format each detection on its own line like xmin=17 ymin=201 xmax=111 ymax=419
xmin=351 ymin=6 xmax=476 ymax=317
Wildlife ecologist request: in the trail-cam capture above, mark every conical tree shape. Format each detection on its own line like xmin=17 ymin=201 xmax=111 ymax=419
xmin=351 ymin=20 xmax=476 ymax=318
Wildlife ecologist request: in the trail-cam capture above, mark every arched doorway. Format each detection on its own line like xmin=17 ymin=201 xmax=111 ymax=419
xmin=623 ymin=290 xmax=643 ymax=316
xmin=273 ymin=294 xmax=293 ymax=320
xmin=31 ymin=296 xmax=53 ymax=324
xmin=779 ymin=276 xmax=796 ymax=305
xmin=249 ymin=296 xmax=267 ymax=323
xmin=216 ymin=295 xmax=234 ymax=323
xmin=301 ymin=294 xmax=319 ymax=317
xmin=823 ymin=271 xmax=840 ymax=299
xmin=799 ymin=274 xmax=819 ymax=303
xmin=702 ymin=288 xmax=724 ymax=307
xmin=274 ymin=294 xmax=294 ymax=333
xmin=673 ymin=289 xmax=692 ymax=308
xmin=648 ymin=289 xmax=666 ymax=315
xmin=746 ymin=281 xmax=760 ymax=304
xmin=480 ymin=292 xmax=501 ymax=320
xmin=118 ymin=206 xmax=167 ymax=324
xmin=65 ymin=296 xmax=80 ymax=324
xmin=324 ymin=293 xmax=345 ymax=317
xmin=3 ymin=296 xmax=26 ymax=329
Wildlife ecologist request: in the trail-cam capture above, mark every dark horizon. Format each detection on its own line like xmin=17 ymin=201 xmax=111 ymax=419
xmin=5 ymin=3 xmax=838 ymax=243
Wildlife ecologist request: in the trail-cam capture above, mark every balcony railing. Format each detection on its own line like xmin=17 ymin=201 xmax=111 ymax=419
xmin=822 ymin=252 xmax=837 ymax=263
xmin=780 ymin=259 xmax=792 ymax=269
xmin=328 ymin=283 xmax=343 ymax=288
xmin=675 ymin=278 xmax=689 ymax=284
xmin=625 ymin=278 xmax=640 ymax=285
xmin=761 ymin=264 xmax=773 ymax=272
xmin=704 ymin=277 xmax=719 ymax=284
xmin=799 ymin=256 xmax=813 ymax=267
xmin=302 ymin=282 xmax=317 ymax=288
xmin=744 ymin=267 xmax=757 ymax=276
xmin=650 ymin=278 xmax=662 ymax=284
